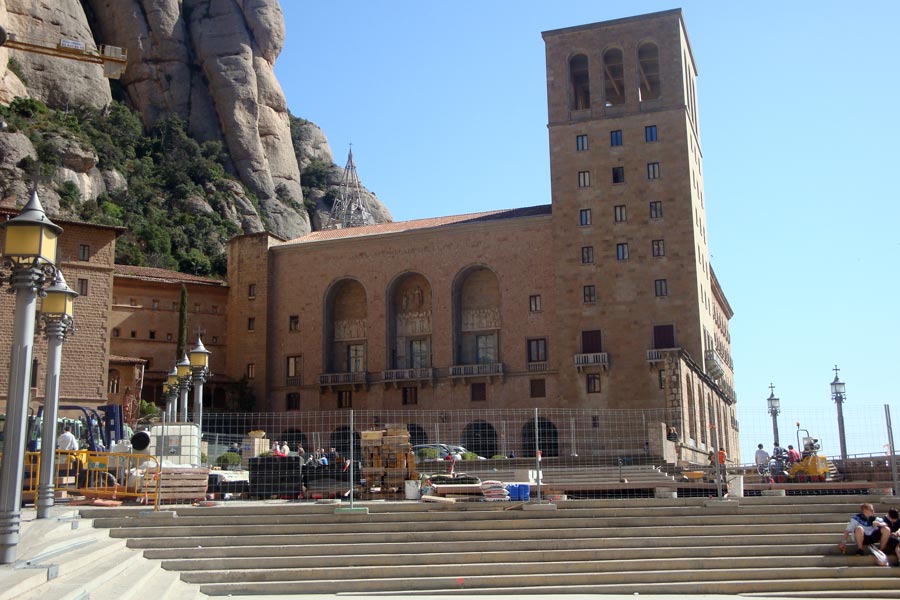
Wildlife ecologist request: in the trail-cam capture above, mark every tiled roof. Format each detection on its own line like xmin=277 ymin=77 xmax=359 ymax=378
xmin=285 ymin=205 xmax=552 ymax=245
xmin=108 ymin=354 xmax=147 ymax=365
xmin=114 ymin=264 xmax=226 ymax=286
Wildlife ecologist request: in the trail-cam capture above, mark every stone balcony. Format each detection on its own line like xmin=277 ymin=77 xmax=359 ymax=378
xmin=574 ymin=352 xmax=609 ymax=372
xmin=381 ymin=367 xmax=434 ymax=388
xmin=449 ymin=362 xmax=504 ymax=383
xmin=318 ymin=371 xmax=368 ymax=391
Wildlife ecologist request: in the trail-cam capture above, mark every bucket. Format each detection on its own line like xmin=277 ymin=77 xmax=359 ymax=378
xmin=404 ymin=480 xmax=421 ymax=500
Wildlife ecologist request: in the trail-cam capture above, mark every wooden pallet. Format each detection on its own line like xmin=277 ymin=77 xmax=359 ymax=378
xmin=155 ymin=467 xmax=209 ymax=502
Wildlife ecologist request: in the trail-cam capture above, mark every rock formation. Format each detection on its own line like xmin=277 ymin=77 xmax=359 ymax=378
xmin=0 ymin=0 xmax=391 ymax=239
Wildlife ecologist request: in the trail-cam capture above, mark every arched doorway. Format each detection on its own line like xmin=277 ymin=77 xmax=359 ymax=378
xmin=461 ymin=420 xmax=498 ymax=458
xmin=407 ymin=423 xmax=427 ymax=447
xmin=520 ymin=417 xmax=559 ymax=457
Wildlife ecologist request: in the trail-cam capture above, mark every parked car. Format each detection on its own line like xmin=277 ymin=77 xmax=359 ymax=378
xmin=449 ymin=445 xmax=487 ymax=460
xmin=413 ymin=444 xmax=451 ymax=459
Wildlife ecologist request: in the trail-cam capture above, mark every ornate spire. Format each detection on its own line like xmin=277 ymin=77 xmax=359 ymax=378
xmin=324 ymin=145 xmax=372 ymax=230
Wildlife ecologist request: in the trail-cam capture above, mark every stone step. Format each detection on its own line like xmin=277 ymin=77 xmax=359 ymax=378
xmin=88 ymin=552 xmax=201 ymax=600
xmin=158 ymin=542 xmax=841 ymax=571
xmin=179 ymin=554 xmax=883 ymax=584
xmin=196 ymin=566 xmax=899 ymax=596
xmin=18 ymin=543 xmax=145 ymax=600
xmin=99 ymin=511 xmax=847 ymax=534
xmin=118 ymin=520 xmax=846 ymax=546
xmin=145 ymin=534 xmax=843 ymax=560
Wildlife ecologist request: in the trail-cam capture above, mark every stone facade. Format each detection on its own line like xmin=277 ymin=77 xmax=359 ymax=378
xmin=109 ymin=265 xmax=230 ymax=408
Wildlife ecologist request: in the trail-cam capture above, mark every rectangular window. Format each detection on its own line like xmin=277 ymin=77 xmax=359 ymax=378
xmin=645 ymin=125 xmax=658 ymax=142
xmin=286 ymin=355 xmax=301 ymax=379
xmin=337 ymin=390 xmax=352 ymax=409
xmin=659 ymin=369 xmax=666 ymax=389
xmin=577 ymin=171 xmax=590 ymax=187
xmin=579 ymin=208 xmax=592 ymax=226
xmin=211 ymin=336 xmax=218 ymax=344
xmin=130 ymin=330 xmax=136 ymax=338
xmin=612 ymin=166 xmax=625 ymax=184
xmin=247 ymin=317 xmax=256 ymax=331
xmin=527 ymin=338 xmax=547 ymax=362
xmin=112 ymin=328 xmax=120 ymax=338
xmin=614 ymin=205 xmax=626 ymax=222
xmin=655 ymin=279 xmax=669 ymax=297
xmin=151 ymin=299 xmax=159 ymax=310
xmin=592 ymin=415 xmax=600 ymax=428
xmin=286 ymin=393 xmax=300 ymax=410
xmin=586 ymin=373 xmax=602 ymax=393
xmin=149 ymin=330 xmax=156 ymax=340
xmin=402 ymin=386 xmax=418 ymax=405
xmin=288 ymin=315 xmax=300 ymax=331
xmin=248 ymin=283 xmax=257 ymax=298
xmin=616 ymin=243 xmax=629 ymax=260
xmin=470 ymin=382 xmax=486 ymax=402
xmin=409 ymin=338 xmax=428 ymax=368
xmin=610 ymin=130 xmax=623 ymax=146
xmin=475 ymin=334 xmax=497 ymax=364
xmin=576 ymin=134 xmax=588 ymax=151
xmin=194 ymin=302 xmax=200 ymax=313
xmin=530 ymin=379 xmax=546 ymax=398
xmin=211 ymin=305 xmax=219 ymax=314
xmin=649 ymin=200 xmax=663 ymax=219
xmin=583 ymin=285 xmax=596 ymax=303
xmin=246 ymin=363 xmax=256 ymax=379
xmin=348 ymin=344 xmax=365 ymax=372
xmin=652 ymin=239 xmax=665 ymax=257
xmin=654 ymin=324 xmax=676 ymax=349
xmin=581 ymin=246 xmax=594 ymax=264
xmin=78 ymin=244 xmax=90 ymax=261
xmin=77 ymin=278 xmax=88 ymax=296
xmin=166 ymin=333 xmax=172 ymax=341
xmin=647 ymin=162 xmax=660 ymax=179
xmin=529 ymin=294 xmax=542 ymax=312
xmin=581 ymin=330 xmax=602 ymax=353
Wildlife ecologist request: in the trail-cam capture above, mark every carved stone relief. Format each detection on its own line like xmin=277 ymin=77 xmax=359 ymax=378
xmin=334 ymin=319 xmax=367 ymax=341
xmin=461 ymin=308 xmax=501 ymax=331
xmin=397 ymin=311 xmax=432 ymax=337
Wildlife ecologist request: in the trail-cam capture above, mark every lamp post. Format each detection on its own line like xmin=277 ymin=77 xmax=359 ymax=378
xmin=35 ymin=271 xmax=77 ymax=519
xmin=831 ymin=365 xmax=848 ymax=462
xmin=176 ymin=354 xmax=191 ymax=421
xmin=164 ymin=366 xmax=179 ymax=422
xmin=0 ymin=189 xmax=63 ymax=564
xmin=189 ymin=336 xmax=210 ymax=435
xmin=766 ymin=383 xmax=781 ymax=448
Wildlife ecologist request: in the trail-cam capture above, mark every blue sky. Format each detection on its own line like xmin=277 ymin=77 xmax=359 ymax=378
xmin=276 ymin=2 xmax=900 ymax=461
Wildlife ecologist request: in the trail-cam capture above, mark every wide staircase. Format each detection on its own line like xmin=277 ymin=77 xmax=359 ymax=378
xmin=60 ymin=493 xmax=900 ymax=597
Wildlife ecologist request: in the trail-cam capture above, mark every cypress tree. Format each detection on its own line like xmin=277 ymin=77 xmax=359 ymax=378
xmin=176 ymin=284 xmax=188 ymax=359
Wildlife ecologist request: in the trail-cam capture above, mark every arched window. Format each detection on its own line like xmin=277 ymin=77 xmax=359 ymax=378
xmin=569 ymin=54 xmax=590 ymax=110
xmin=323 ymin=278 xmax=368 ymax=374
xmin=108 ymin=369 xmax=121 ymax=394
xmin=452 ymin=266 xmax=501 ymax=366
xmin=638 ymin=42 xmax=660 ymax=100
xmin=603 ymin=48 xmax=625 ymax=106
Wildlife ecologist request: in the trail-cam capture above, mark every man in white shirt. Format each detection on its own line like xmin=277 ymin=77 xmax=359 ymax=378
xmin=57 ymin=426 xmax=78 ymax=451
xmin=754 ymin=443 xmax=769 ymax=467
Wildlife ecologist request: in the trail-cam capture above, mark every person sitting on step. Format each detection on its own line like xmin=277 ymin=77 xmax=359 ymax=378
xmin=840 ymin=503 xmax=890 ymax=559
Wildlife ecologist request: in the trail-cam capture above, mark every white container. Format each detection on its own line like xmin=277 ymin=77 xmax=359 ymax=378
xmin=404 ymin=480 xmax=421 ymax=500
xmin=730 ymin=475 xmax=744 ymax=497
xmin=146 ymin=423 xmax=202 ymax=466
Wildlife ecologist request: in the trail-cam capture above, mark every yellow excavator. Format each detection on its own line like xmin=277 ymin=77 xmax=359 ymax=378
xmin=787 ymin=424 xmax=830 ymax=483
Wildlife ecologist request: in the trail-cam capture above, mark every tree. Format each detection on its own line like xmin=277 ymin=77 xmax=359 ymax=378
xmin=176 ymin=284 xmax=188 ymax=360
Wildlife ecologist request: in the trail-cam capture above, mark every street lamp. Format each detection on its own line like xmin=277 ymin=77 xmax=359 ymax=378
xmin=36 ymin=271 xmax=77 ymax=519
xmin=176 ymin=354 xmax=191 ymax=421
xmin=164 ymin=366 xmax=179 ymax=422
xmin=189 ymin=336 xmax=211 ymax=435
xmin=0 ymin=189 xmax=63 ymax=564
xmin=766 ymin=383 xmax=781 ymax=448
xmin=831 ymin=365 xmax=848 ymax=461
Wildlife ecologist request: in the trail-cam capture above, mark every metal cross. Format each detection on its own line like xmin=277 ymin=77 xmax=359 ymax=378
xmin=832 ymin=364 xmax=840 ymax=378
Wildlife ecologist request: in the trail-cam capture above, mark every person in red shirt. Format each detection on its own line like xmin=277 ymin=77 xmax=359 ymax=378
xmin=787 ymin=445 xmax=801 ymax=463
xmin=717 ymin=448 xmax=726 ymax=465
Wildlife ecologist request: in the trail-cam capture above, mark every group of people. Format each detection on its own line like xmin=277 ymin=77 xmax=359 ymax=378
xmin=754 ymin=443 xmax=802 ymax=469
xmin=841 ymin=503 xmax=900 ymax=566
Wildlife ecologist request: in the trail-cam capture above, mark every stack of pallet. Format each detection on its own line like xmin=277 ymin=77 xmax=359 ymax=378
xmin=360 ymin=425 xmax=417 ymax=492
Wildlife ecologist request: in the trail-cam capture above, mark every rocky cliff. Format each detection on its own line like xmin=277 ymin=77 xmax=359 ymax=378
xmin=0 ymin=0 xmax=390 ymax=241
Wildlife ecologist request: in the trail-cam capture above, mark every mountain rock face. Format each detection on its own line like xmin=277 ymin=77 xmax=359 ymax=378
xmin=0 ymin=0 xmax=391 ymax=239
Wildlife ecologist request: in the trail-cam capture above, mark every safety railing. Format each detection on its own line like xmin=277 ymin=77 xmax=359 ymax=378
xmin=4 ymin=450 xmax=161 ymax=510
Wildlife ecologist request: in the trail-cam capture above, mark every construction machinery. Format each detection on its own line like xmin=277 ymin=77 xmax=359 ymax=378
xmin=0 ymin=25 xmax=127 ymax=78
xmin=787 ymin=424 xmax=830 ymax=483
